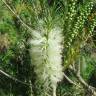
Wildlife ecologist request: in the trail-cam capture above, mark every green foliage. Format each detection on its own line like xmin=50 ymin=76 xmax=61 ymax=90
xmin=0 ymin=0 xmax=96 ymax=96
xmin=57 ymin=82 xmax=85 ymax=96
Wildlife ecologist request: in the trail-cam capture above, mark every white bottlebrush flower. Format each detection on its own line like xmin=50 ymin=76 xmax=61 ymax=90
xmin=29 ymin=26 xmax=64 ymax=96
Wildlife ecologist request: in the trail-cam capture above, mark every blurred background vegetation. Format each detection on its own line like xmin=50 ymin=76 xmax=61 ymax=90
xmin=0 ymin=0 xmax=96 ymax=96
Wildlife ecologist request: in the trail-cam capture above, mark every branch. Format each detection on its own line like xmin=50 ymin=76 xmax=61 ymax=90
xmin=76 ymin=74 xmax=96 ymax=95
xmin=63 ymin=72 xmax=81 ymax=88
xmin=0 ymin=69 xmax=29 ymax=86
xmin=1 ymin=0 xmax=33 ymax=32
xmin=70 ymin=62 xmax=96 ymax=95
xmin=76 ymin=60 xmax=89 ymax=88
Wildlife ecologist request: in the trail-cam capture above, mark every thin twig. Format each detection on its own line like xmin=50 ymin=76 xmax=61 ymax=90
xmin=1 ymin=0 xmax=33 ymax=32
xmin=70 ymin=61 xmax=96 ymax=95
xmin=63 ymin=72 xmax=81 ymax=88
xmin=0 ymin=69 xmax=30 ymax=86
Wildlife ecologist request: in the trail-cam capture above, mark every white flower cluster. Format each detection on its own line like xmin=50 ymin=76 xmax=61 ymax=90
xmin=29 ymin=26 xmax=64 ymax=96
